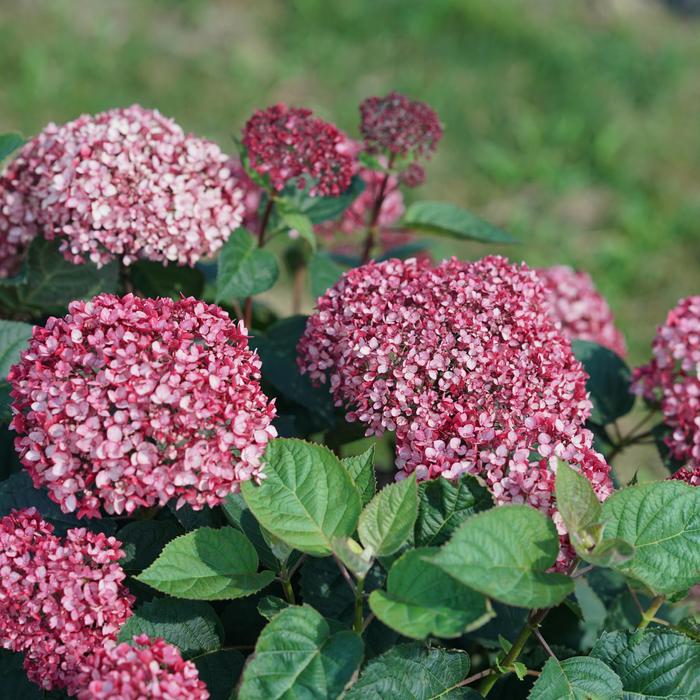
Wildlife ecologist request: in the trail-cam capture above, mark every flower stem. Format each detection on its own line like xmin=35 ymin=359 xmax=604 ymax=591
xmin=360 ymin=155 xmax=395 ymax=264
xmin=353 ymin=575 xmax=366 ymax=634
xmin=637 ymin=594 xmax=665 ymax=630
xmin=279 ymin=563 xmax=296 ymax=604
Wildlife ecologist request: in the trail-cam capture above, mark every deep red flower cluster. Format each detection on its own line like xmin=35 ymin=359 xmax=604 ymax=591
xmin=670 ymin=466 xmax=700 ymax=486
xmin=0 ymin=508 xmax=133 ymax=691
xmin=299 ymin=256 xmax=612 ymax=535
xmin=360 ymin=91 xmax=443 ymax=159
xmin=0 ymin=105 xmax=244 ymax=273
xmin=632 ymin=295 xmax=700 ymax=472
xmin=9 ymin=294 xmax=277 ymax=518
xmin=242 ymin=104 xmax=353 ymax=196
xmin=538 ymin=265 xmax=627 ymax=356
xmin=72 ymin=634 xmax=209 ymax=699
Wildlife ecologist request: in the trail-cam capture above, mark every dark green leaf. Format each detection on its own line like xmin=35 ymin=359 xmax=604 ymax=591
xmin=136 ymin=526 xmax=275 ymax=600
xmin=292 ymin=174 xmax=366 ymax=224
xmin=241 ymin=439 xmax=361 ymax=556
xmin=432 ymin=505 xmax=574 ymax=608
xmin=216 ymin=227 xmax=279 ymax=301
xmin=0 ymin=649 xmax=43 ymax=700
xmin=591 ymin=629 xmax=700 ymax=698
xmin=528 ymin=656 xmax=623 ymax=700
xmin=0 ymin=133 xmax=24 ymax=161
xmin=257 ymin=595 xmax=292 ymax=621
xmin=574 ymin=577 xmax=607 ymax=649
xmin=117 ymin=598 xmax=222 ymax=658
xmin=129 ymin=260 xmax=205 ymax=299
xmin=309 ymin=251 xmax=344 ymax=301
xmin=222 ymin=492 xmax=278 ymax=570
xmin=572 ymin=340 xmax=635 ymax=425
xmin=237 ymin=605 xmax=363 ymax=700
xmin=117 ymin=520 xmax=183 ymax=572
xmin=402 ymin=201 xmax=516 ymax=244
xmin=415 ymin=473 xmax=493 ymax=547
xmin=194 ymin=649 xmax=245 ymax=700
xmin=0 ymin=320 xmax=32 ymax=380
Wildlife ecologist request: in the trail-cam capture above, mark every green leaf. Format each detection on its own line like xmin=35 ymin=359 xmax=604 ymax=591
xmin=676 ymin=616 xmax=700 ymax=642
xmin=401 ymin=201 xmax=516 ymax=244
xmin=257 ymin=595 xmax=292 ymax=621
xmin=221 ymin=492 xmax=278 ymax=570
xmin=136 ymin=526 xmax=275 ymax=600
xmin=216 ymin=227 xmax=279 ymax=302
xmin=358 ymin=474 xmax=417 ymax=557
xmin=0 ymin=320 xmax=32 ymax=381
xmin=17 ymin=238 xmax=118 ymax=311
xmin=237 ymin=605 xmax=363 ymax=700
xmin=0 ymin=650 xmax=43 ymax=700
xmin=369 ymin=548 xmax=492 ymax=639
xmin=344 ymin=642 xmax=479 ymax=699
xmin=0 ymin=133 xmax=24 ymax=161
xmin=277 ymin=205 xmax=317 ymax=251
xmin=117 ymin=598 xmax=222 ymax=658
xmin=332 ymin=536 xmax=374 ymax=578
xmin=529 ymin=656 xmax=623 ymax=700
xmin=574 ymin=577 xmax=607 ymax=649
xmin=591 ymin=629 xmax=700 ymax=698
xmin=129 ymin=260 xmax=205 ymax=299
xmin=415 ymin=473 xmax=493 ymax=547
xmin=572 ymin=340 xmax=635 ymax=425
xmin=296 ymin=174 xmax=366 ymax=224
xmin=117 ymin=520 xmax=183 ymax=572
xmin=309 ymin=251 xmax=344 ymax=301
xmin=599 ymin=481 xmax=700 ymax=595
xmin=342 ymin=446 xmax=377 ymax=506
xmin=194 ymin=649 xmax=244 ymax=700
xmin=431 ymin=505 xmax=575 ymax=608
xmin=241 ymin=438 xmax=362 ymax=556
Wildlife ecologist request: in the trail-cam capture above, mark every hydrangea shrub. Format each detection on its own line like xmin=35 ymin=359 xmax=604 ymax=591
xmin=0 ymin=95 xmax=698 ymax=700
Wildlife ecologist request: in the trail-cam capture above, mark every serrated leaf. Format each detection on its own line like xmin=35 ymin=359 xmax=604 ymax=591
xmin=221 ymin=492 xmax=278 ymax=570
xmin=194 ymin=649 xmax=245 ymax=700
xmin=237 ymin=605 xmax=363 ymax=700
xmin=0 ymin=133 xmax=24 ymax=161
xmin=215 ymin=227 xmax=279 ymax=302
xmin=342 ymin=446 xmax=377 ymax=506
xmin=415 ymin=473 xmax=493 ymax=547
xmin=528 ymin=656 xmax=623 ymax=700
xmin=117 ymin=598 xmax=222 ymax=658
xmin=0 ymin=320 xmax=32 ymax=380
xmin=599 ymin=481 xmax=700 ymax=595
xmin=432 ymin=505 xmax=574 ymax=608
xmin=402 ymin=200 xmax=516 ymax=244
xmin=257 ymin=595 xmax=291 ymax=621
xmin=0 ymin=649 xmax=43 ymax=700
xmin=129 ymin=260 xmax=205 ymax=299
xmin=241 ymin=439 xmax=361 ymax=556
xmin=309 ymin=251 xmax=345 ymax=301
xmin=136 ymin=526 xmax=275 ymax=600
xmin=369 ymin=547 xmax=492 ymax=640
xmin=344 ymin=642 xmax=480 ymax=699
xmin=591 ymin=629 xmax=700 ymax=698
xmin=358 ymin=474 xmax=417 ymax=557
xmin=572 ymin=340 xmax=635 ymax=425
xmin=118 ymin=520 xmax=183 ymax=572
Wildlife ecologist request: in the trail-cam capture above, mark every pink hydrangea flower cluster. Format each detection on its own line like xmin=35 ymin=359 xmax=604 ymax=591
xmin=299 ymin=256 xmax=612 ymax=538
xmin=537 ymin=265 xmax=627 ymax=356
xmin=670 ymin=465 xmax=700 ymax=486
xmin=0 ymin=508 xmax=133 ymax=690
xmin=242 ymin=104 xmax=354 ymax=196
xmin=0 ymin=104 xmax=244 ymax=272
xmin=71 ymin=634 xmax=209 ymax=699
xmin=632 ymin=295 xmax=700 ymax=472
xmin=360 ymin=91 xmax=443 ymax=159
xmin=9 ymin=294 xmax=277 ymax=518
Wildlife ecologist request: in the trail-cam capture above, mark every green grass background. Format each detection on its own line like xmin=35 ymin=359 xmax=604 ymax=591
xmin=1 ymin=0 xmax=699 ymax=364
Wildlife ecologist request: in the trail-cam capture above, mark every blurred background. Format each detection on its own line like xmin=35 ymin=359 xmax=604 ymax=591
xmin=1 ymin=0 xmax=699 ymax=365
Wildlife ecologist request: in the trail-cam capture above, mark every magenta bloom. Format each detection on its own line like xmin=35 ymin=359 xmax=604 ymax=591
xmin=632 ymin=295 xmax=700 ymax=472
xmin=538 ymin=265 xmax=627 ymax=356
xmin=0 ymin=105 xmax=245 ymax=272
xmin=72 ymin=634 xmax=209 ymax=699
xmin=9 ymin=294 xmax=277 ymax=518
xmin=299 ymin=256 xmax=611 ymax=563
xmin=670 ymin=465 xmax=700 ymax=486
xmin=242 ymin=104 xmax=354 ymax=196
xmin=0 ymin=508 xmax=133 ymax=690
xmin=360 ymin=91 xmax=443 ymax=159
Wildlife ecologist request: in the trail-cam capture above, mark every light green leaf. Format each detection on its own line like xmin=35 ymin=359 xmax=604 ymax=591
xmin=369 ymin=548 xmax=493 ymax=639
xmin=528 ymin=656 xmax=623 ymax=700
xmin=345 ymin=643 xmax=480 ymax=699
xmin=402 ymin=200 xmax=516 ymax=244
xmin=0 ymin=133 xmax=24 ymax=161
xmin=0 ymin=320 xmax=32 ymax=380
xmin=278 ymin=205 xmax=317 ymax=251
xmin=415 ymin=473 xmax=493 ymax=547
xmin=332 ymin=536 xmax=374 ymax=578
xmin=591 ymin=629 xmax=700 ymax=698
xmin=117 ymin=598 xmax=222 ymax=658
xmin=136 ymin=527 xmax=275 ymax=600
xmin=599 ymin=481 xmax=700 ymax=595
xmin=309 ymin=251 xmax=344 ymax=301
xmin=241 ymin=439 xmax=362 ymax=555
xmin=216 ymin=227 xmax=279 ymax=302
xmin=358 ymin=474 xmax=418 ymax=557
xmin=431 ymin=505 xmax=574 ymax=608
xmin=237 ymin=605 xmax=363 ymax=700
xmin=572 ymin=340 xmax=634 ymax=425
xmin=342 ymin=446 xmax=377 ymax=506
